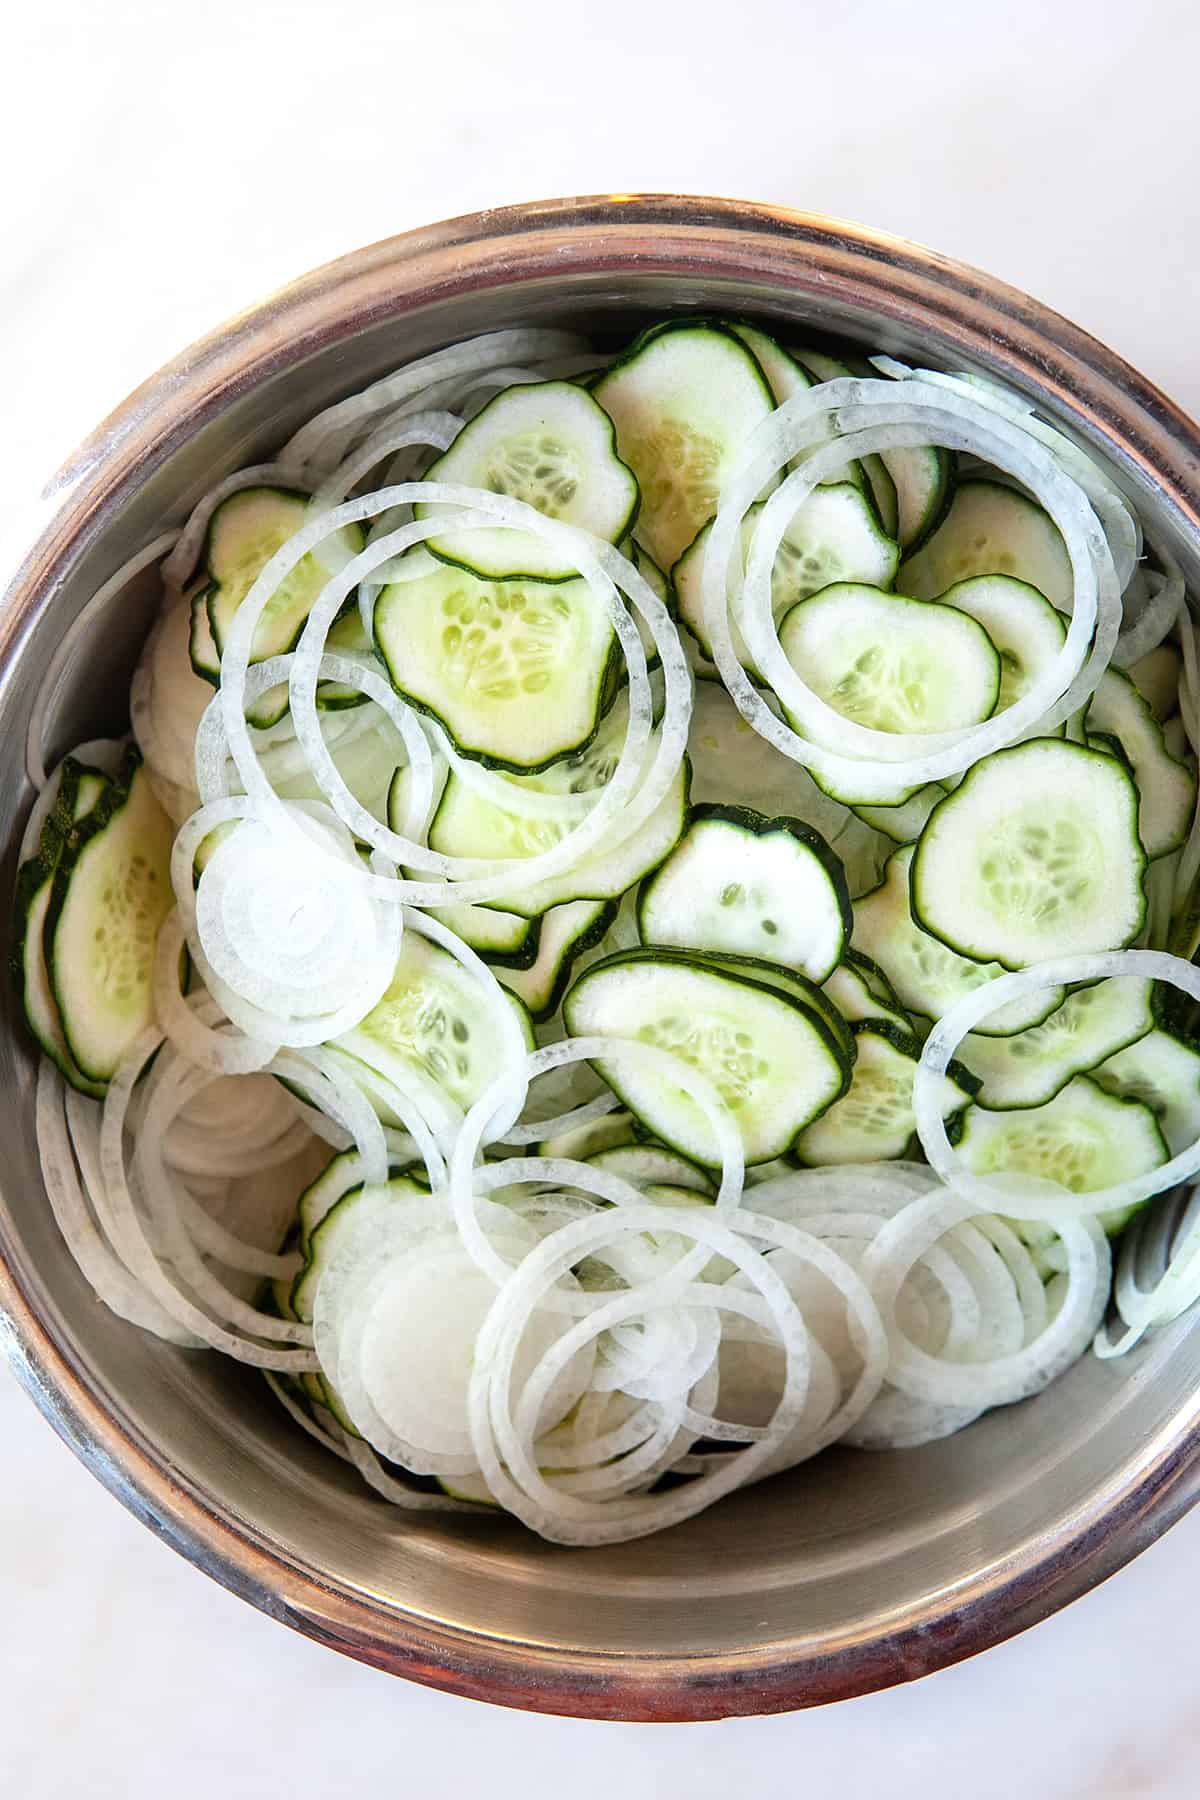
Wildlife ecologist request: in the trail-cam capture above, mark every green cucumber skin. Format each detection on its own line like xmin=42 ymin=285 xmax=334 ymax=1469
xmin=636 ymin=800 xmax=852 ymax=966
xmin=494 ymin=899 xmax=618 ymax=1022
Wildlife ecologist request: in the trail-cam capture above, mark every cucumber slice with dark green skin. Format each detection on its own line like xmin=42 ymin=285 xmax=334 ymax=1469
xmin=911 ymin=740 xmax=1147 ymax=969
xmin=790 ymin=344 xmax=953 ymax=544
xmin=673 ymin=488 xmax=899 ymax=678
xmin=725 ymin=322 xmax=813 ymax=407
xmin=375 ymin=558 xmax=619 ymax=772
xmin=563 ymin=946 xmax=853 ymax=1167
xmin=852 ymin=844 xmax=1066 ymax=1036
xmin=637 ymin=803 xmax=851 ymax=982
xmin=793 ymin=1019 xmax=977 ymax=1166
xmin=957 ymin=977 xmax=1157 ymax=1110
xmin=594 ymin=321 xmax=776 ymax=570
xmin=822 ymin=952 xmax=912 ymax=1032
xmin=428 ymin=757 xmax=691 ymax=919
xmin=14 ymin=757 xmax=114 ymax=1096
xmin=45 ymin=751 xmax=175 ymax=1086
xmin=956 ymin=1073 xmax=1168 ymax=1197
xmin=936 ymin=574 xmax=1067 ymax=716
xmin=332 ymin=932 xmax=535 ymax=1125
xmin=494 ymin=898 xmax=617 ymax=1020
xmin=778 ymin=581 xmax=1002 ymax=740
xmin=203 ymin=487 xmax=366 ymax=668
xmin=416 ymin=381 xmax=639 ymax=582
xmin=585 ymin=1143 xmax=714 ymax=1194
xmin=385 ymin=767 xmax=538 ymax=966
xmin=1093 ymin=1028 xmax=1200 ymax=1155
xmin=1085 ymin=667 xmax=1196 ymax=858
xmin=897 ymin=478 xmax=1072 ymax=609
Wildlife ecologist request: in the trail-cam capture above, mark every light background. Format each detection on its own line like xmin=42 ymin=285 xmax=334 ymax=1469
xmin=3 ymin=1 xmax=1200 ymax=1792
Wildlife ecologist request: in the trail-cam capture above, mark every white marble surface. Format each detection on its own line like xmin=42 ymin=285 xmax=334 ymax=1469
xmin=4 ymin=0 xmax=1200 ymax=1789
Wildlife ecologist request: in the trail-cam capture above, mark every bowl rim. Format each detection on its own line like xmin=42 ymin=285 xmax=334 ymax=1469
xmin=4 ymin=192 xmax=1200 ymax=1722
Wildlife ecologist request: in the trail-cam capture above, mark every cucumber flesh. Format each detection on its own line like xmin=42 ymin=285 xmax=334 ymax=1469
xmin=537 ymin=1109 xmax=638 ymax=1160
xmin=725 ymin=322 xmax=813 ymax=406
xmin=851 ymin=785 xmax=944 ymax=844
xmin=777 ymin=582 xmax=1001 ymax=740
xmin=1127 ymin=644 xmax=1182 ymax=722
xmin=911 ymin=740 xmax=1147 ymax=969
xmin=594 ymin=322 xmax=775 ymax=570
xmin=205 ymin=487 xmax=364 ymax=665
xmin=852 ymin=844 xmax=1066 ymax=1035
xmin=428 ymin=757 xmax=690 ymax=918
xmin=563 ymin=947 xmax=852 ymax=1167
xmin=794 ymin=1021 xmax=976 ymax=1165
xmin=1086 ymin=667 xmax=1196 ymax=859
xmin=47 ymin=757 xmax=175 ymax=1084
xmin=936 ymin=574 xmax=1067 ymax=714
xmin=374 ymin=557 xmax=617 ymax=771
xmin=822 ymin=956 xmax=911 ymax=1031
xmin=333 ymin=931 xmax=535 ymax=1126
xmin=674 ymin=487 xmax=899 ymax=678
xmin=957 ymin=977 xmax=1157 ymax=1110
xmin=416 ymin=380 xmax=638 ymax=582
xmin=957 ymin=1074 xmax=1168 ymax=1195
xmin=879 ymin=444 xmax=953 ymax=551
xmin=585 ymin=1143 xmax=714 ymax=1194
xmin=637 ymin=804 xmax=850 ymax=982
xmin=686 ymin=680 xmax=847 ymax=836
xmin=494 ymin=898 xmax=616 ymax=1020
xmin=1093 ymin=1029 xmax=1200 ymax=1156
xmin=897 ymin=478 xmax=1072 ymax=610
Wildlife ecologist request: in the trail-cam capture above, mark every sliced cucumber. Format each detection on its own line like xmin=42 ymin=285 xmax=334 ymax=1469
xmin=374 ymin=558 xmax=617 ymax=772
xmin=851 ymin=785 xmax=944 ymax=844
xmin=794 ymin=1020 xmax=977 ymax=1165
xmin=725 ymin=321 xmax=813 ymax=406
xmin=880 ymin=444 xmax=953 ymax=552
xmin=637 ymin=803 xmax=850 ymax=982
xmin=936 ymin=574 xmax=1067 ymax=714
xmin=897 ymin=478 xmax=1072 ymax=611
xmin=46 ymin=755 xmax=174 ymax=1085
xmin=494 ymin=898 xmax=616 ymax=1020
xmin=426 ymin=902 xmax=540 ymax=966
xmin=203 ymin=487 xmax=364 ymax=667
xmin=790 ymin=344 xmax=953 ymax=544
xmin=911 ymin=740 xmax=1147 ymax=968
xmin=777 ymin=582 xmax=1001 ymax=740
xmin=1128 ymin=644 xmax=1182 ymax=722
xmin=1093 ymin=1029 xmax=1200 ymax=1156
xmin=956 ymin=1074 xmax=1168 ymax=1195
xmin=852 ymin=844 xmax=1065 ymax=1036
xmin=14 ymin=757 xmax=114 ymax=1097
xmin=428 ymin=757 xmax=690 ymax=918
xmin=594 ymin=321 xmax=775 ymax=569
xmin=537 ymin=1109 xmax=638 ymax=1161
xmin=686 ymin=679 xmax=847 ymax=834
xmin=416 ymin=380 xmax=638 ymax=581
xmin=563 ymin=947 xmax=852 ymax=1167
xmin=332 ymin=931 xmax=535 ymax=1125
xmin=957 ymin=977 xmax=1156 ymax=1110
xmin=673 ymin=487 xmax=899 ymax=678
xmin=1085 ymin=667 xmax=1196 ymax=859
xmin=585 ymin=1143 xmax=714 ymax=1194
xmin=823 ymin=952 xmax=912 ymax=1031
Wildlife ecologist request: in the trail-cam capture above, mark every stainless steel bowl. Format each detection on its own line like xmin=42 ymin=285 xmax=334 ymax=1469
xmin=4 ymin=195 xmax=1200 ymax=1722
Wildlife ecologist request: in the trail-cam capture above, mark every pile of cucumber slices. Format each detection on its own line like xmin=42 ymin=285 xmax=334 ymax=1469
xmin=17 ymin=315 xmax=1200 ymax=1543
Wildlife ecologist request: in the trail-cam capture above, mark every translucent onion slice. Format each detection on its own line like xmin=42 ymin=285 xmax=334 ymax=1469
xmin=914 ymin=951 xmax=1200 ymax=1219
xmin=861 ymin=1187 xmax=1110 ymax=1409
